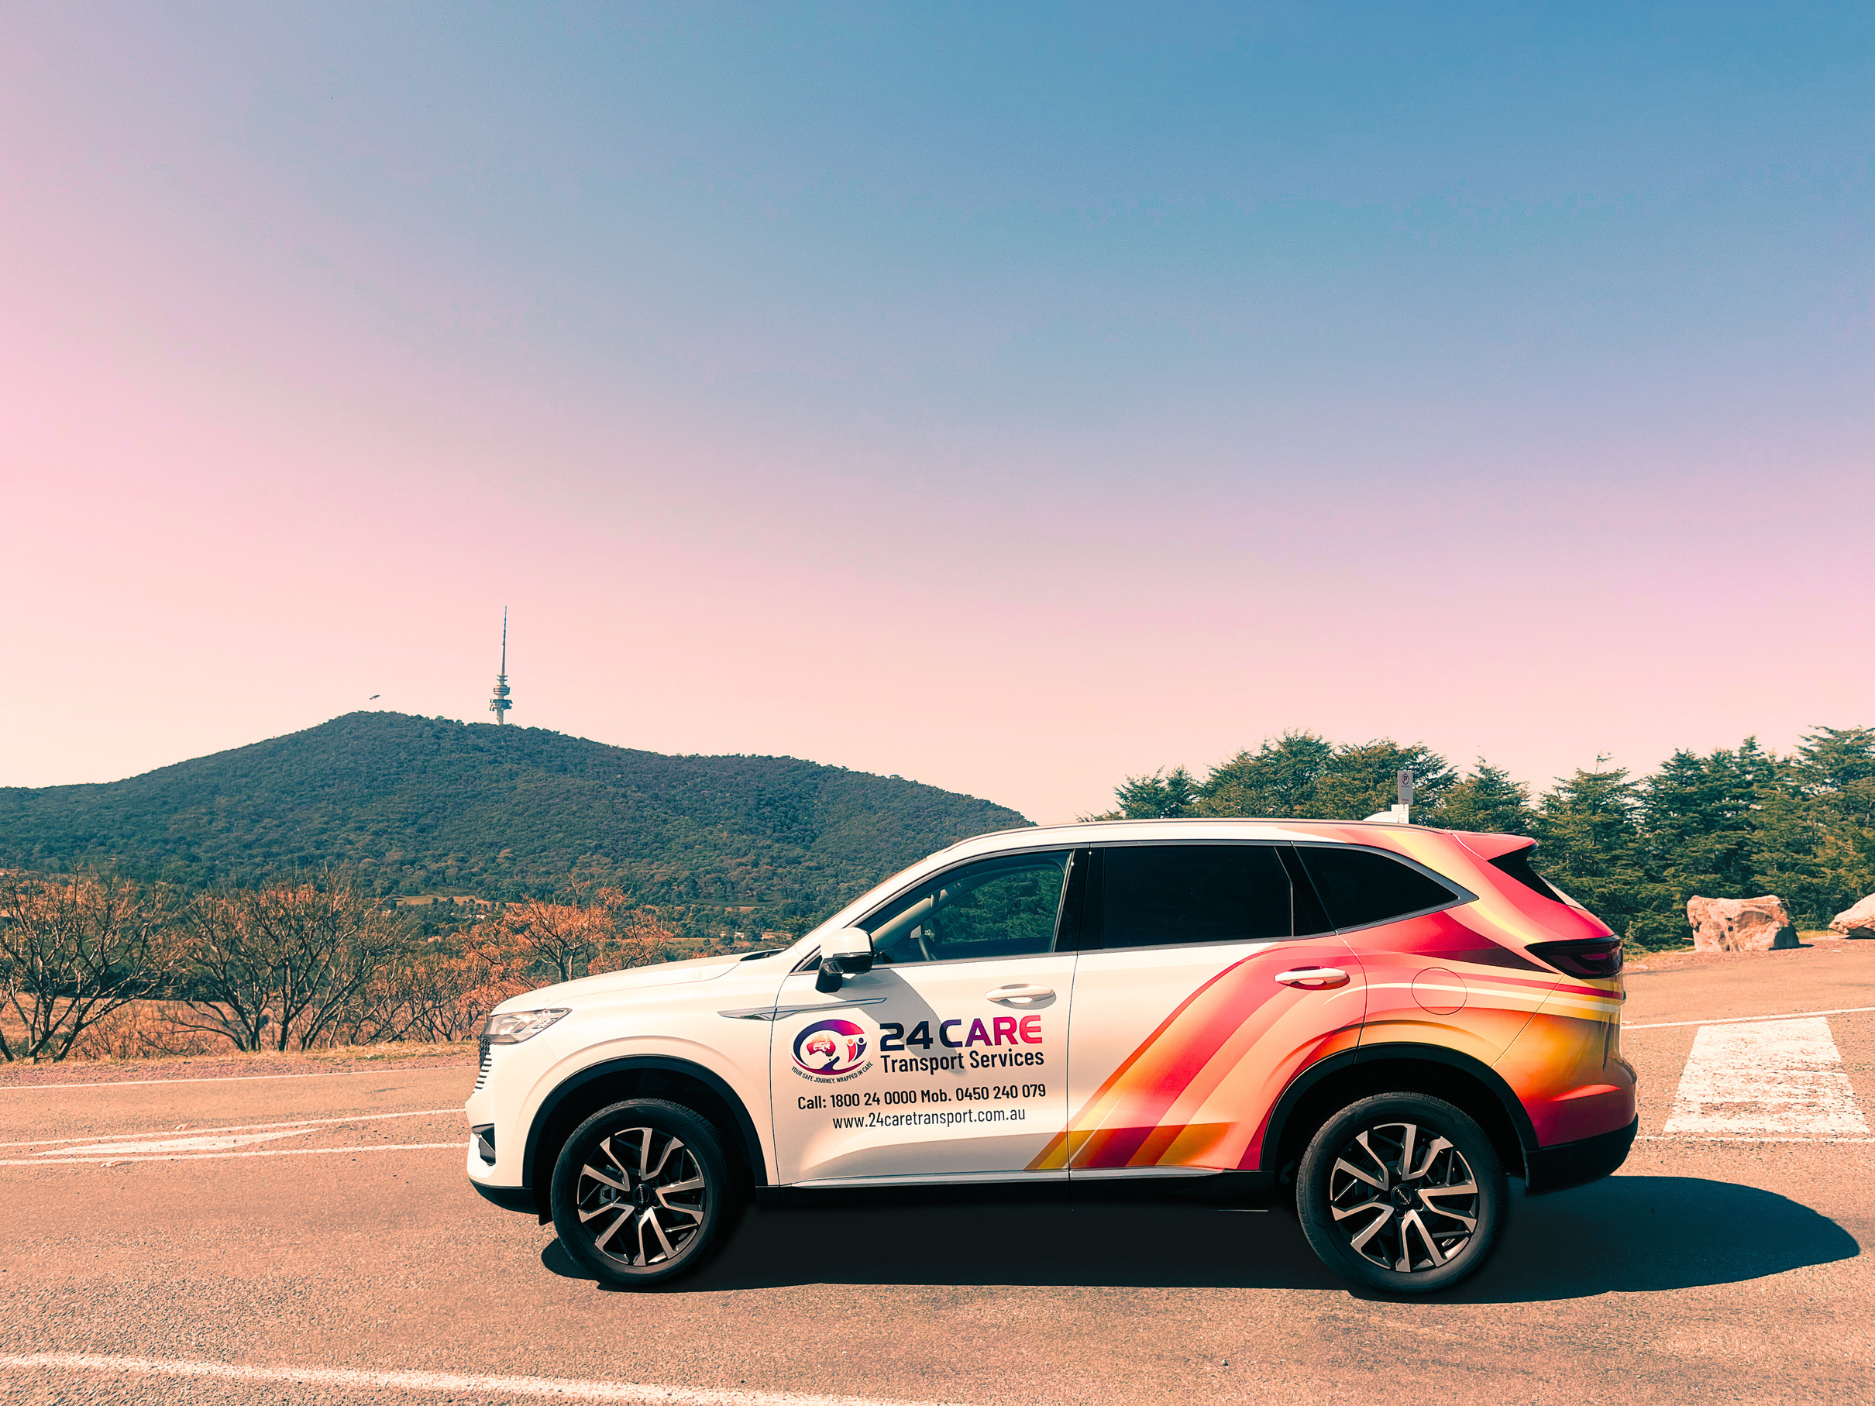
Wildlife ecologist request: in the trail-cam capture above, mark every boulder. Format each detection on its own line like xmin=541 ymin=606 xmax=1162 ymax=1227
xmin=1828 ymin=894 xmax=1875 ymax=939
xmin=1686 ymin=895 xmax=1799 ymax=952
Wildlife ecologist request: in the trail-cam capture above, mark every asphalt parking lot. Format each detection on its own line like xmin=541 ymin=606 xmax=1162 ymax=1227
xmin=3 ymin=943 xmax=1872 ymax=1405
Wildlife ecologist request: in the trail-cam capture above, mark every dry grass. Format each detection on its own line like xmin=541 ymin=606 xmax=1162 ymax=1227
xmin=0 ymin=996 xmax=483 ymax=1065
xmin=64 ymin=1000 xmax=235 ymax=1060
xmin=0 ymin=998 xmax=244 ymax=1061
xmin=0 ymin=1038 xmax=477 ymax=1087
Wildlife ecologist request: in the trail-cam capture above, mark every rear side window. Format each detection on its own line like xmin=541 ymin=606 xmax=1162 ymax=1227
xmin=1085 ymin=844 xmax=1293 ymax=951
xmin=1489 ymin=850 xmax=1567 ymax=905
xmin=1296 ymin=846 xmax=1459 ymax=930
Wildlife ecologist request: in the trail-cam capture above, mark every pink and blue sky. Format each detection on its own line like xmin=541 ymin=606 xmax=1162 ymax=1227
xmin=3 ymin=3 xmax=1870 ymax=822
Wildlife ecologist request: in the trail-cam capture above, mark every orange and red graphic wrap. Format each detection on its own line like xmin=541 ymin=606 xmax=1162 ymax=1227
xmin=1031 ymin=825 xmax=1633 ymax=1174
xmin=1028 ymin=949 xmax=1363 ymax=1172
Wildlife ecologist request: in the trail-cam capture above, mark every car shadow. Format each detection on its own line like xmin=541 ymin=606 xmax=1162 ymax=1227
xmin=542 ymin=1201 xmax=1341 ymax=1293
xmin=1442 ymin=1175 xmax=1860 ymax=1303
xmin=538 ymin=1175 xmax=1858 ymax=1299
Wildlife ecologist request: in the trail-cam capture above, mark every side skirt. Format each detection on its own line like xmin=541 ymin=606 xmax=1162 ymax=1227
xmin=754 ymin=1169 xmax=1274 ymax=1212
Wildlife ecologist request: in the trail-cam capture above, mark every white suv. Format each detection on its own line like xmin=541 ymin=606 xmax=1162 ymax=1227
xmin=466 ymin=819 xmax=1634 ymax=1293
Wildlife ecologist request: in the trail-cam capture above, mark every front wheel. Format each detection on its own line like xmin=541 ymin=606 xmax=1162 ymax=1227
xmin=550 ymin=1098 xmax=736 ymax=1288
xmin=1296 ymin=1092 xmax=1507 ymax=1294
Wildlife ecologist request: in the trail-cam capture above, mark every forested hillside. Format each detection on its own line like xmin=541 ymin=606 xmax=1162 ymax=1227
xmin=0 ymin=713 xmax=1029 ymax=928
xmin=1093 ymin=727 xmax=1875 ymax=949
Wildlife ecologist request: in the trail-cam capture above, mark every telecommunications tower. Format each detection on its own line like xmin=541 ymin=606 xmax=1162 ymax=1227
xmin=488 ymin=608 xmax=513 ymax=724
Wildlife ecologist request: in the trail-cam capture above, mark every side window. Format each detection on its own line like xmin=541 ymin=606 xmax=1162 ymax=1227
xmin=862 ymin=851 xmax=1071 ymax=965
xmin=1084 ymin=844 xmax=1293 ymax=951
xmin=1489 ymin=850 xmax=1568 ymax=905
xmin=1295 ymin=846 xmax=1459 ymax=930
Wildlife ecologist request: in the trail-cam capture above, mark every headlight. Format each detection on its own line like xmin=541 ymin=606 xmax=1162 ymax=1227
xmin=481 ymin=1008 xmax=570 ymax=1045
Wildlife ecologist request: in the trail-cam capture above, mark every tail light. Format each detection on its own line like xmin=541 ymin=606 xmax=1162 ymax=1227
xmin=1528 ymin=937 xmax=1623 ymax=979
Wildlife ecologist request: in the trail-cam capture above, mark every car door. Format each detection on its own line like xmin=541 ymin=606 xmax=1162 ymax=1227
xmin=768 ymin=848 xmax=1082 ymax=1185
xmin=1037 ymin=842 xmax=1366 ymax=1179
xmin=1292 ymin=842 xmax=1534 ymax=1066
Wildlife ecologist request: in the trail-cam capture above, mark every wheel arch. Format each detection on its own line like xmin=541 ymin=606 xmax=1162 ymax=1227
xmin=1263 ymin=1044 xmax=1536 ymax=1182
xmin=522 ymin=1056 xmax=769 ymax=1221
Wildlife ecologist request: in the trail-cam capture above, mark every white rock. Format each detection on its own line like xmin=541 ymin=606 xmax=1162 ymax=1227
xmin=1827 ymin=893 xmax=1875 ymax=939
xmin=1686 ymin=895 xmax=1799 ymax=952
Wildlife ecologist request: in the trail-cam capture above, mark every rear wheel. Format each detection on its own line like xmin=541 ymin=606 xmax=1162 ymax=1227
xmin=550 ymin=1098 xmax=736 ymax=1288
xmin=1296 ymin=1092 xmax=1507 ymax=1294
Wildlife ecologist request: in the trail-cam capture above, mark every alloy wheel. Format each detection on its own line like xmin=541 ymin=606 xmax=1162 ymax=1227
xmin=573 ymin=1125 xmax=710 ymax=1269
xmin=1326 ymin=1120 xmax=1479 ymax=1273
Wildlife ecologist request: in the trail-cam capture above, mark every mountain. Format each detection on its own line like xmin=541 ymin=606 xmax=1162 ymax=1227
xmin=0 ymin=712 xmax=1030 ymax=926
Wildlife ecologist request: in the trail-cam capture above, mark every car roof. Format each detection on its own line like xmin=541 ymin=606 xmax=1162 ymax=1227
xmin=796 ymin=817 xmax=1465 ymax=950
xmin=938 ymin=816 xmax=1443 ymax=857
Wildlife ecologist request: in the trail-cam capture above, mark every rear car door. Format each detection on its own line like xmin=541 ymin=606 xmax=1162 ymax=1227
xmin=1294 ymin=843 xmax=1532 ymax=1066
xmin=1039 ymin=843 xmax=1365 ymax=1179
xmin=768 ymin=849 xmax=1080 ymax=1184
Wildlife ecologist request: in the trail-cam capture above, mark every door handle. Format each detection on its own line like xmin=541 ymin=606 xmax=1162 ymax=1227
xmin=1275 ymin=967 xmax=1350 ymax=990
xmin=986 ymin=985 xmax=1055 ymax=1005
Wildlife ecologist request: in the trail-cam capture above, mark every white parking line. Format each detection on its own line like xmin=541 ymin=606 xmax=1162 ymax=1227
xmin=0 ymin=1107 xmax=462 ymax=1150
xmin=0 ymin=1352 xmax=967 ymax=1406
xmin=37 ymin=1127 xmax=317 ymax=1156
xmin=0 ymin=1143 xmax=462 ymax=1167
xmin=1627 ymin=1004 xmax=1875 ymax=1030
xmin=1639 ymin=1135 xmax=1875 ymax=1143
xmin=1663 ymin=1017 xmax=1869 ymax=1137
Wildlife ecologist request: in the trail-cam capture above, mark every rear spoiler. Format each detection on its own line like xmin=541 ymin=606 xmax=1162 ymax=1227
xmin=1451 ymin=832 xmax=1539 ymax=863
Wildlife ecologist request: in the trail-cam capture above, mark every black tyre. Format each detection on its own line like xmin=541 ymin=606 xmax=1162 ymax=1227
xmin=1296 ymin=1092 xmax=1507 ymax=1294
xmin=550 ymin=1099 xmax=736 ymax=1288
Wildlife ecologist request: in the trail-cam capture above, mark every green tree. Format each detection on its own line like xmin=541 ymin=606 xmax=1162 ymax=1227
xmin=1084 ymin=725 xmax=1875 ymax=948
xmin=1192 ymin=732 xmax=1453 ymax=820
xmin=1749 ymin=778 xmax=1837 ymax=926
xmin=1639 ymin=738 xmax=1782 ymax=911
xmin=1194 ymin=731 xmax=1337 ymax=817
xmin=1094 ymin=766 xmax=1200 ymax=820
xmin=1532 ymin=761 xmax=1660 ymax=945
xmin=1783 ymin=726 xmax=1875 ymax=920
xmin=1312 ymin=740 xmax=1457 ymax=821
xmin=1425 ymin=760 xmax=1536 ymax=835
xmin=1794 ymin=726 xmax=1875 ymax=810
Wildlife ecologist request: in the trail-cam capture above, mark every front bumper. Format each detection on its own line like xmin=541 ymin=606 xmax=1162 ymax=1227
xmin=469 ymin=1177 xmax=537 ymax=1215
xmin=463 ymin=1027 xmax=560 ymax=1193
xmin=1523 ymin=1115 xmax=1638 ymax=1195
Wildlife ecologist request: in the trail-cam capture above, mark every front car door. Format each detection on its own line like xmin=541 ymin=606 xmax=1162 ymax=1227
xmin=769 ymin=848 xmax=1082 ymax=1185
xmin=1036 ymin=842 xmax=1366 ymax=1180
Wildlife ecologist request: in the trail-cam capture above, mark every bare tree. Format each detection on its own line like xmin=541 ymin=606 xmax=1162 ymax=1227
xmin=0 ymin=872 xmax=180 ymax=1062
xmin=593 ymin=906 xmax=680 ymax=974
xmin=177 ymin=874 xmax=417 ymax=1051
xmin=495 ymin=892 xmax=622 ymax=984
xmin=340 ymin=925 xmax=531 ymax=1045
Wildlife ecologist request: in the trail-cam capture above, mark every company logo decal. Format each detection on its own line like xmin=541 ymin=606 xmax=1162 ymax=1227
xmin=792 ymin=1019 xmax=871 ymax=1080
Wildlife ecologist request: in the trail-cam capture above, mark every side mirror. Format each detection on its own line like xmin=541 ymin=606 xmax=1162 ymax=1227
xmin=814 ymin=927 xmax=875 ymax=994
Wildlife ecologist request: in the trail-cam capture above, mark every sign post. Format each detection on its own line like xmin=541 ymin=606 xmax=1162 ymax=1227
xmin=1363 ymin=770 xmax=1415 ymax=824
